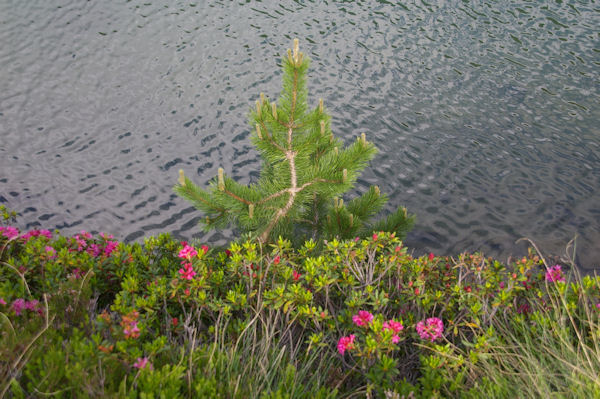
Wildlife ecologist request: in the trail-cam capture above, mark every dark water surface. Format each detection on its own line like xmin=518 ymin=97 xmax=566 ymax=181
xmin=1 ymin=1 xmax=599 ymax=269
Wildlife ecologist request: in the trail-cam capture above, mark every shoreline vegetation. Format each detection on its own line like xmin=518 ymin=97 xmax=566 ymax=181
xmin=2 ymin=40 xmax=598 ymax=397
xmin=1 ymin=215 xmax=599 ymax=397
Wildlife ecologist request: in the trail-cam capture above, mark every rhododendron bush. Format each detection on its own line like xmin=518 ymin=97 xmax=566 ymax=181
xmin=2 ymin=222 xmax=599 ymax=397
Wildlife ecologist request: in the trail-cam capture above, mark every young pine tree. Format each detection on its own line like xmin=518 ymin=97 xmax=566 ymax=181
xmin=175 ymin=39 xmax=414 ymax=245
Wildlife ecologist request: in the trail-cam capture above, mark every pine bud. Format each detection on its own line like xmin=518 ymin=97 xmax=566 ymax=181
xmin=178 ymin=169 xmax=185 ymax=186
xmin=272 ymin=103 xmax=277 ymax=120
xmin=249 ymin=204 xmax=254 ymax=219
xmin=218 ymin=168 xmax=225 ymax=191
xmin=293 ymin=38 xmax=299 ymax=63
xmin=327 ymin=215 xmax=331 ymax=224
xmin=374 ymin=186 xmax=380 ymax=196
xmin=287 ymin=48 xmax=293 ymax=64
xmin=361 ymin=132 xmax=367 ymax=146
xmin=205 ymin=216 xmax=210 ymax=224
xmin=256 ymin=100 xmax=261 ymax=117
xmin=334 ymin=147 xmax=338 ymax=155
xmin=342 ymin=169 xmax=347 ymax=183
xmin=334 ymin=197 xmax=339 ymax=209
xmin=320 ymin=120 xmax=325 ymax=136
xmin=256 ymin=124 xmax=262 ymax=139
xmin=339 ymin=198 xmax=344 ymax=208
xmin=260 ymin=92 xmax=265 ymax=104
xmin=349 ymin=214 xmax=354 ymax=227
xmin=403 ymin=207 xmax=407 ymax=217
xmin=319 ymin=98 xmax=323 ymax=113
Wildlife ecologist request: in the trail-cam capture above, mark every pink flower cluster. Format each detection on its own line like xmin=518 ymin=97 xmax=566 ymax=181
xmin=133 ymin=357 xmax=153 ymax=370
xmin=72 ymin=231 xmax=119 ymax=257
xmin=21 ymin=229 xmax=52 ymax=241
xmin=11 ymin=298 xmax=43 ymax=316
xmin=545 ymin=265 xmax=565 ymax=283
xmin=0 ymin=226 xmax=19 ymax=239
xmin=337 ymin=334 xmax=355 ymax=355
xmin=383 ymin=320 xmax=404 ymax=343
xmin=352 ymin=310 xmax=374 ymax=327
xmin=178 ymin=262 xmax=196 ymax=280
xmin=121 ymin=311 xmax=141 ymax=339
xmin=179 ymin=243 xmax=198 ymax=259
xmin=416 ymin=317 xmax=444 ymax=342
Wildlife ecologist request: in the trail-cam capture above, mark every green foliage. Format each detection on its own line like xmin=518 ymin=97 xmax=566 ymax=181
xmin=175 ymin=40 xmax=414 ymax=244
xmin=1 ymin=227 xmax=599 ymax=397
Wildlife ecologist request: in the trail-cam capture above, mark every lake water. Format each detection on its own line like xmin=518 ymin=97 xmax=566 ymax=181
xmin=1 ymin=0 xmax=599 ymax=270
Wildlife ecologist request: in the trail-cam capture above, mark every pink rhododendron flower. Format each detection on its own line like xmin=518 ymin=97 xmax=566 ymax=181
xmin=352 ymin=310 xmax=374 ymax=327
xmin=21 ymin=229 xmax=52 ymax=241
xmin=133 ymin=357 xmax=152 ymax=370
xmin=383 ymin=320 xmax=404 ymax=344
xmin=178 ymin=244 xmax=198 ymax=260
xmin=292 ymin=270 xmax=301 ymax=281
xmin=416 ymin=317 xmax=444 ymax=342
xmin=0 ymin=226 xmax=19 ymax=239
xmin=124 ymin=321 xmax=140 ymax=339
xmin=383 ymin=320 xmax=404 ymax=334
xmin=104 ymin=240 xmax=119 ymax=256
xmin=428 ymin=253 xmax=434 ymax=261
xmin=178 ymin=262 xmax=196 ymax=280
xmin=545 ymin=265 xmax=565 ymax=283
xmin=201 ymin=245 xmax=209 ymax=254
xmin=87 ymin=244 xmax=101 ymax=257
xmin=0 ymin=298 xmax=6 ymax=306
xmin=24 ymin=299 xmax=39 ymax=312
xmin=337 ymin=334 xmax=356 ymax=355
xmin=12 ymin=298 xmax=26 ymax=316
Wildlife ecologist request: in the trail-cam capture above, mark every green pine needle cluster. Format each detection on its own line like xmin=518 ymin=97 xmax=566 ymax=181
xmin=175 ymin=39 xmax=414 ymax=244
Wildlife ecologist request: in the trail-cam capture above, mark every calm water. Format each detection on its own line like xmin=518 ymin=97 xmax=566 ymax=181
xmin=1 ymin=1 xmax=599 ymax=269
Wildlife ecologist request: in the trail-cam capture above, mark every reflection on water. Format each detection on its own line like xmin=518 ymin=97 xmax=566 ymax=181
xmin=0 ymin=1 xmax=598 ymax=269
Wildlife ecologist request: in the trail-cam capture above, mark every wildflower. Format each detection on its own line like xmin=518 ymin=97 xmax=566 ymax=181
xmin=273 ymin=255 xmax=280 ymax=265
xmin=0 ymin=298 xmax=6 ymax=305
xmin=383 ymin=320 xmax=404 ymax=344
xmin=200 ymin=245 xmax=209 ymax=254
xmin=133 ymin=357 xmax=153 ymax=370
xmin=104 ymin=240 xmax=119 ymax=256
xmin=337 ymin=334 xmax=356 ymax=355
xmin=172 ymin=317 xmax=178 ymax=327
xmin=428 ymin=253 xmax=434 ymax=261
xmin=123 ymin=321 xmax=140 ymax=339
xmin=178 ymin=262 xmax=196 ymax=280
xmin=0 ymin=226 xmax=19 ymax=239
xmin=225 ymin=249 xmax=232 ymax=257
xmin=12 ymin=298 xmax=26 ymax=316
xmin=545 ymin=265 xmax=565 ymax=283
xmin=383 ymin=320 xmax=404 ymax=334
xmin=24 ymin=300 xmax=39 ymax=312
xmin=499 ymin=281 xmax=505 ymax=289
xmin=416 ymin=317 xmax=444 ymax=342
xmin=178 ymin=244 xmax=197 ymax=260
xmin=372 ymin=233 xmax=378 ymax=241
xmin=292 ymin=270 xmax=301 ymax=281
xmin=121 ymin=311 xmax=141 ymax=339
xmin=352 ymin=310 xmax=374 ymax=327
xmin=21 ymin=229 xmax=52 ymax=241
xmin=87 ymin=244 xmax=101 ymax=257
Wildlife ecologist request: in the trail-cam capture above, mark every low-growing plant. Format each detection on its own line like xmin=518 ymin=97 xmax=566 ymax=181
xmin=2 ymin=218 xmax=599 ymax=397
